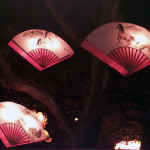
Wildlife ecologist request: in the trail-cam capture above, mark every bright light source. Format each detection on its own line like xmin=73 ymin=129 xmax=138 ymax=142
xmin=0 ymin=102 xmax=22 ymax=121
xmin=135 ymin=34 xmax=148 ymax=44
xmin=114 ymin=140 xmax=141 ymax=149
xmin=75 ymin=117 xmax=79 ymax=121
xmin=33 ymin=111 xmax=48 ymax=128
xmin=24 ymin=116 xmax=38 ymax=128
xmin=36 ymin=112 xmax=45 ymax=123
xmin=27 ymin=38 xmax=38 ymax=50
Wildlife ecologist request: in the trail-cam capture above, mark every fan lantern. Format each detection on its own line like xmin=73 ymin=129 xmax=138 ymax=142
xmin=8 ymin=29 xmax=74 ymax=71
xmin=81 ymin=22 xmax=150 ymax=76
xmin=0 ymin=102 xmax=46 ymax=148
xmin=114 ymin=140 xmax=141 ymax=149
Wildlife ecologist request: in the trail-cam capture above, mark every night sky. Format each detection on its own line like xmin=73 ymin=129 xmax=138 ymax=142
xmin=1 ymin=1 xmax=51 ymax=27
xmin=0 ymin=0 xmax=67 ymax=40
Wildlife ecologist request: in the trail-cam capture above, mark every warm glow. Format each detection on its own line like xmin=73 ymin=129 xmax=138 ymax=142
xmin=31 ymin=110 xmax=48 ymax=128
xmin=0 ymin=103 xmax=22 ymax=121
xmin=135 ymin=34 xmax=148 ymax=44
xmin=8 ymin=29 xmax=74 ymax=71
xmin=24 ymin=116 xmax=38 ymax=128
xmin=44 ymin=130 xmax=52 ymax=142
xmin=33 ymin=111 xmax=48 ymax=128
xmin=0 ymin=102 xmax=47 ymax=147
xmin=46 ymin=38 xmax=62 ymax=50
xmin=81 ymin=22 xmax=150 ymax=76
xmin=114 ymin=140 xmax=141 ymax=149
xmin=36 ymin=112 xmax=45 ymax=123
xmin=75 ymin=117 xmax=79 ymax=121
xmin=27 ymin=38 xmax=38 ymax=50
xmin=0 ymin=103 xmax=38 ymax=128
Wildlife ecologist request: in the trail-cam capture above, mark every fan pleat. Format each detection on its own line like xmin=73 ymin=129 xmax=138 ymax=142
xmin=116 ymin=48 xmax=126 ymax=67
xmin=109 ymin=47 xmax=149 ymax=73
xmin=0 ymin=123 xmax=30 ymax=146
xmin=28 ymin=49 xmax=59 ymax=68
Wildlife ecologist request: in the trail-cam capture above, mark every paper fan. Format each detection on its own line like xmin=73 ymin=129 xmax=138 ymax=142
xmin=0 ymin=102 xmax=46 ymax=147
xmin=81 ymin=22 xmax=150 ymax=76
xmin=8 ymin=29 xmax=74 ymax=71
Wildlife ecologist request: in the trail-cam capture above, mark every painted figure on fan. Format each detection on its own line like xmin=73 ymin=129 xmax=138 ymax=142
xmin=37 ymin=32 xmax=55 ymax=45
xmin=116 ymin=24 xmax=135 ymax=46
xmin=23 ymin=30 xmax=56 ymax=46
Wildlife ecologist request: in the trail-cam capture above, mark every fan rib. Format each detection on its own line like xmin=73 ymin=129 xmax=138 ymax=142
xmin=118 ymin=48 xmax=127 ymax=67
xmin=134 ymin=53 xmax=144 ymax=68
xmin=134 ymin=55 xmax=148 ymax=71
xmin=13 ymin=124 xmax=18 ymax=143
xmin=130 ymin=48 xmax=134 ymax=68
xmin=121 ymin=47 xmax=128 ymax=66
xmin=109 ymin=47 xmax=149 ymax=73
xmin=0 ymin=123 xmax=30 ymax=146
xmin=29 ymin=50 xmax=38 ymax=62
xmin=111 ymin=49 xmax=125 ymax=67
xmin=28 ymin=49 xmax=59 ymax=68
xmin=132 ymin=49 xmax=138 ymax=68
xmin=125 ymin=47 xmax=129 ymax=67
xmin=134 ymin=51 xmax=140 ymax=68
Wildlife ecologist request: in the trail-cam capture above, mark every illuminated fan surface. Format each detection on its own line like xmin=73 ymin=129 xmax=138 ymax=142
xmin=0 ymin=123 xmax=30 ymax=146
xmin=108 ymin=47 xmax=149 ymax=73
xmin=81 ymin=22 xmax=150 ymax=76
xmin=8 ymin=29 xmax=74 ymax=71
xmin=28 ymin=48 xmax=59 ymax=67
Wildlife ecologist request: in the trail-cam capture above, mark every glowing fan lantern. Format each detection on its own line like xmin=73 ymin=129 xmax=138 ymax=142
xmin=81 ymin=22 xmax=150 ymax=76
xmin=0 ymin=102 xmax=46 ymax=148
xmin=8 ymin=29 xmax=74 ymax=71
xmin=114 ymin=140 xmax=141 ymax=149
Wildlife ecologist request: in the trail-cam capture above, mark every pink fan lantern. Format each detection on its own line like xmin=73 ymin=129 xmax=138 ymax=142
xmin=114 ymin=140 xmax=141 ymax=149
xmin=0 ymin=102 xmax=46 ymax=148
xmin=81 ymin=22 xmax=150 ymax=76
xmin=8 ymin=29 xmax=74 ymax=71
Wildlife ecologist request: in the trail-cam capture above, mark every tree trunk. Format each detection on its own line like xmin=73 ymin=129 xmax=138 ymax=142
xmin=72 ymin=0 xmax=122 ymax=148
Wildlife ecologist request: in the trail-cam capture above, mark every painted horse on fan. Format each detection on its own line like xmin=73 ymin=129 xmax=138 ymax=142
xmin=37 ymin=32 xmax=53 ymax=45
xmin=116 ymin=24 xmax=135 ymax=46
